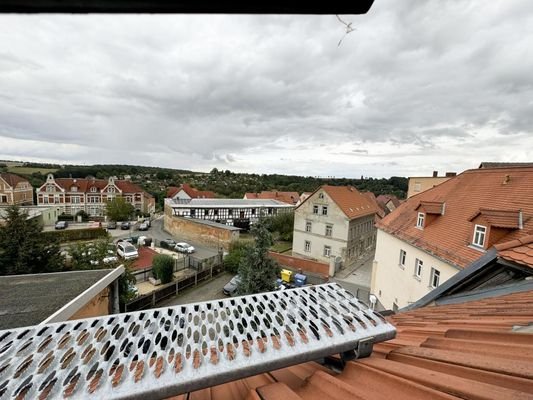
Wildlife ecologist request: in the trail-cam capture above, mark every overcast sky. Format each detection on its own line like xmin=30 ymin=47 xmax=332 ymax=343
xmin=1 ymin=1 xmax=533 ymax=178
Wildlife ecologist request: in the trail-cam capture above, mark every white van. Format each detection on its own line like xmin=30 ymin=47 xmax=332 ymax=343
xmin=117 ymin=242 xmax=139 ymax=260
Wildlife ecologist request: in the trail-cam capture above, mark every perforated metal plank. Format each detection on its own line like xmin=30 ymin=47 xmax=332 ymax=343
xmin=0 ymin=283 xmax=396 ymax=400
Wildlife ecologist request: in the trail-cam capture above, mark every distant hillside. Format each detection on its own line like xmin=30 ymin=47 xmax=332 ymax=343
xmin=0 ymin=161 xmax=408 ymax=210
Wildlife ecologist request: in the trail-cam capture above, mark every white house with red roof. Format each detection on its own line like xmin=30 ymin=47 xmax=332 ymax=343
xmin=36 ymin=174 xmax=155 ymax=217
xmin=166 ymin=184 xmax=215 ymax=202
xmin=372 ymin=166 xmax=533 ymax=311
xmin=293 ymin=185 xmax=380 ymax=267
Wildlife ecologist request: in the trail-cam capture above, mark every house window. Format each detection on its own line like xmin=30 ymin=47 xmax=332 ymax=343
xmin=108 ymin=187 xmax=115 ymax=193
xmin=71 ymin=186 xmax=77 ymax=192
xmin=46 ymin=185 xmax=54 ymax=192
xmin=304 ymin=241 xmax=311 ymax=252
xmin=414 ymin=258 xmax=423 ymax=279
xmin=313 ymin=205 xmax=319 ymax=214
xmin=430 ymin=268 xmax=440 ymax=288
xmin=318 ymin=193 xmax=324 ymax=199
xmin=305 ymin=221 xmax=312 ymax=232
xmin=325 ymin=224 xmax=333 ymax=237
xmin=473 ymin=225 xmax=487 ymax=247
xmin=324 ymin=245 xmax=331 ymax=257
xmin=251 ymin=208 xmax=256 ymax=215
xmin=214 ymin=209 xmax=219 ymax=216
xmin=268 ymin=208 xmax=273 ymax=215
xmin=90 ymin=187 xmax=97 ymax=193
xmin=399 ymin=250 xmax=406 ymax=267
xmin=416 ymin=212 xmax=425 ymax=228
xmin=322 ymin=206 xmax=328 ymax=216
xmin=71 ymin=196 xmax=80 ymax=204
xmin=190 ymin=209 xmax=196 ymax=217
xmin=228 ymin=209 xmax=233 ymax=216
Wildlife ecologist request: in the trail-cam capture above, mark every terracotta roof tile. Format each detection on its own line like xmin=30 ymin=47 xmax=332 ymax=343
xmin=168 ymin=184 xmax=215 ymax=199
xmin=0 ymin=172 xmax=29 ymax=187
xmin=377 ymin=167 xmax=533 ymax=268
xmin=312 ymin=185 xmax=380 ymax=220
xmin=177 ymin=288 xmax=533 ymax=400
xmin=497 ymin=234 xmax=533 ymax=268
xmin=245 ymin=191 xmax=300 ymax=205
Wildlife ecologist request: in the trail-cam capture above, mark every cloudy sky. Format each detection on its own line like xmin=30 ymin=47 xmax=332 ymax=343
xmin=1 ymin=1 xmax=533 ymax=178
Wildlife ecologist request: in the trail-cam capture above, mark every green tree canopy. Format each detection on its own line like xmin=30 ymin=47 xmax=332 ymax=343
xmin=152 ymin=254 xmax=174 ymax=284
xmin=106 ymin=197 xmax=134 ymax=221
xmin=0 ymin=206 xmax=63 ymax=275
xmin=237 ymin=218 xmax=280 ymax=295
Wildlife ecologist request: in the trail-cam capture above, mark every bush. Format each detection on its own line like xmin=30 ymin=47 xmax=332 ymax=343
xmin=75 ymin=210 xmax=89 ymax=222
xmin=152 ymin=254 xmax=174 ymax=284
xmin=43 ymin=227 xmax=107 ymax=242
xmin=224 ymin=241 xmax=252 ymax=274
xmin=57 ymin=214 xmax=74 ymax=221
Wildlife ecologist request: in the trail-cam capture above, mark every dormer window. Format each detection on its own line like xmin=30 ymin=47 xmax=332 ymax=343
xmin=90 ymin=187 xmax=97 ymax=193
xmin=473 ymin=225 xmax=487 ymax=247
xmin=416 ymin=212 xmax=425 ymax=228
xmin=71 ymin=186 xmax=77 ymax=192
xmin=108 ymin=187 xmax=116 ymax=193
xmin=318 ymin=193 xmax=324 ymax=199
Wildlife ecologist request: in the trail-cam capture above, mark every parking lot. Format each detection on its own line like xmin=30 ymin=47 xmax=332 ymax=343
xmin=157 ymin=271 xmax=232 ymax=307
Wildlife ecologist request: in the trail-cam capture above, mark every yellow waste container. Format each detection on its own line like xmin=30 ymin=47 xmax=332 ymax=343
xmin=281 ymin=269 xmax=293 ymax=283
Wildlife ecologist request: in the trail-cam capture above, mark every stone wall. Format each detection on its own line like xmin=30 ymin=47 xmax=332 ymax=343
xmin=164 ymin=214 xmax=239 ymax=251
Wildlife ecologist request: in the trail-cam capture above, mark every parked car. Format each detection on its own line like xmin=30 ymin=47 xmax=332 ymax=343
xmin=55 ymin=221 xmax=68 ymax=230
xmin=223 ymin=275 xmax=241 ymax=296
xmin=175 ymin=242 xmax=195 ymax=253
xmin=138 ymin=222 xmax=149 ymax=231
xmin=141 ymin=218 xmax=151 ymax=227
xmin=116 ymin=242 xmax=139 ymax=260
xmin=121 ymin=221 xmax=131 ymax=230
xmin=107 ymin=220 xmax=117 ymax=229
xmin=160 ymin=238 xmax=177 ymax=250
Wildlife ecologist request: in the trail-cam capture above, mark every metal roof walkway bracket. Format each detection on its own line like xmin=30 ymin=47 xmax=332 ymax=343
xmin=0 ymin=282 xmax=396 ymax=400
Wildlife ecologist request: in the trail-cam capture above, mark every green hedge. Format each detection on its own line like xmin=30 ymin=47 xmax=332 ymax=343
xmin=57 ymin=215 xmax=74 ymax=222
xmin=43 ymin=227 xmax=108 ymax=242
xmin=152 ymin=254 xmax=174 ymax=284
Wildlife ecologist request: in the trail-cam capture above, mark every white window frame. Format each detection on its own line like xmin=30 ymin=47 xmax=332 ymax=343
xmin=90 ymin=186 xmax=97 ymax=193
xmin=325 ymin=224 xmax=333 ymax=237
xmin=322 ymin=206 xmax=328 ymax=216
xmin=414 ymin=258 xmax=423 ymax=279
xmin=313 ymin=205 xmax=319 ymax=214
xmin=305 ymin=221 xmax=312 ymax=232
xmin=473 ymin=224 xmax=487 ymax=247
xmin=108 ymin=186 xmax=116 ymax=193
xmin=324 ymin=245 xmax=331 ymax=257
xmin=416 ymin=212 xmax=425 ymax=228
xmin=430 ymin=268 xmax=440 ymax=288
xmin=304 ymin=240 xmax=311 ymax=252
xmin=46 ymin=185 xmax=55 ymax=192
xmin=71 ymin=186 xmax=78 ymax=192
xmin=399 ymin=249 xmax=406 ymax=268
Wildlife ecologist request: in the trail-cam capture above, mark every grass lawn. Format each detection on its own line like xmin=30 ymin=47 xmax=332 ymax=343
xmin=271 ymin=241 xmax=292 ymax=253
xmin=7 ymin=166 xmax=58 ymax=175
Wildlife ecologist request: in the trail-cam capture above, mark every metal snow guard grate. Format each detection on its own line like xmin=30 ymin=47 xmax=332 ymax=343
xmin=0 ymin=283 xmax=396 ymax=400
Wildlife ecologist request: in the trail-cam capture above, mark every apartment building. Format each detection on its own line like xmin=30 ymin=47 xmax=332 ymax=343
xmin=0 ymin=173 xmax=33 ymax=205
xmin=407 ymin=171 xmax=456 ymax=198
xmin=36 ymin=174 xmax=155 ymax=217
xmin=167 ymin=184 xmax=215 ymax=202
xmin=372 ymin=166 xmax=533 ymax=310
xmin=292 ymin=185 xmax=379 ymax=266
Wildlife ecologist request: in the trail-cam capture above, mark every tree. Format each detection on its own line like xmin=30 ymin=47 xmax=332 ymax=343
xmin=106 ymin=197 xmax=134 ymax=221
xmin=223 ymin=240 xmax=252 ymax=274
xmin=152 ymin=254 xmax=174 ymax=284
xmin=67 ymin=238 xmax=116 ymax=270
xmin=237 ymin=218 xmax=280 ymax=295
xmin=0 ymin=206 xmax=63 ymax=275
xmin=268 ymin=211 xmax=295 ymax=242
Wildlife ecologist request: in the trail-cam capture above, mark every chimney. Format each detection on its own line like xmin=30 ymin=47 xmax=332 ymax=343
xmin=445 ymin=172 xmax=457 ymax=177
xmin=432 ymin=171 xmax=438 ymax=177
xmin=503 ymin=175 xmax=511 ymax=185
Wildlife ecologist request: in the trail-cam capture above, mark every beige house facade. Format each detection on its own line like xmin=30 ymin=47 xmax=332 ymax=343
xmin=371 ymin=230 xmax=459 ymax=310
xmin=0 ymin=173 xmax=34 ymax=206
xmin=292 ymin=185 xmax=378 ymax=267
xmin=407 ymin=171 xmax=456 ymax=198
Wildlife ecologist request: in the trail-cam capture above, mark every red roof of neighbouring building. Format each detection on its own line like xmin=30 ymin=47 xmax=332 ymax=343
xmin=495 ymin=234 xmax=533 ymax=269
xmin=169 ymin=288 xmax=533 ymax=400
xmin=362 ymin=192 xmax=386 ymax=219
xmin=376 ymin=194 xmax=401 ymax=208
xmin=245 ymin=191 xmax=300 ymax=205
xmin=43 ymin=177 xmax=145 ymax=194
xmin=167 ymin=184 xmax=215 ymax=199
xmin=298 ymin=185 xmax=380 ymax=221
xmin=377 ymin=167 xmax=533 ymax=268
xmin=0 ymin=172 xmax=29 ymax=188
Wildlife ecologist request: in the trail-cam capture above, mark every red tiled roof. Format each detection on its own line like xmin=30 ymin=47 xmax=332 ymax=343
xmin=377 ymin=167 xmax=533 ymax=268
xmin=246 ymin=191 xmax=300 ymax=205
xmin=168 ymin=184 xmax=215 ymax=199
xmin=171 ymin=289 xmax=533 ymax=400
xmin=362 ymin=192 xmax=386 ymax=218
xmin=416 ymin=201 xmax=445 ymax=215
xmin=0 ymin=172 xmax=29 ymax=187
xmin=496 ymin=234 xmax=533 ymax=269
xmin=51 ymin=178 xmax=145 ymax=194
xmin=318 ymin=185 xmax=379 ymax=220
xmin=468 ymin=208 xmax=521 ymax=229
xmin=377 ymin=194 xmax=401 ymax=208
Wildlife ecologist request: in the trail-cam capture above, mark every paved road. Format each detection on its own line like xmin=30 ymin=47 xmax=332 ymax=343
xmin=158 ymin=272 xmax=233 ymax=307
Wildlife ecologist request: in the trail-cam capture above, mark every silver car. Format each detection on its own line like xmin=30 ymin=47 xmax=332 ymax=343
xmin=175 ymin=242 xmax=195 ymax=253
